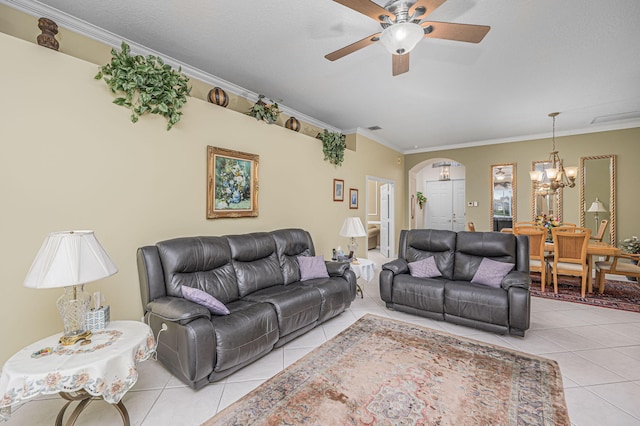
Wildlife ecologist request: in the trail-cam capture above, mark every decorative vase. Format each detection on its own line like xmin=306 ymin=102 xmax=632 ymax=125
xmin=285 ymin=117 xmax=300 ymax=132
xmin=37 ymin=17 xmax=59 ymax=51
xmin=207 ymin=87 xmax=229 ymax=107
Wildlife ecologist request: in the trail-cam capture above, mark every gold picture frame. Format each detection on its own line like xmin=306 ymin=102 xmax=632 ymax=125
xmin=207 ymin=146 xmax=259 ymax=219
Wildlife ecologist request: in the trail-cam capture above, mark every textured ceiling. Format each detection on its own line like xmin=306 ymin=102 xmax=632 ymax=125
xmin=6 ymin=0 xmax=640 ymax=152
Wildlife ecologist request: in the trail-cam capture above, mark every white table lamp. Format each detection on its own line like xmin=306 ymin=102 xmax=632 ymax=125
xmin=586 ymin=197 xmax=607 ymax=229
xmin=24 ymin=231 xmax=118 ymax=345
xmin=340 ymin=217 xmax=367 ymax=257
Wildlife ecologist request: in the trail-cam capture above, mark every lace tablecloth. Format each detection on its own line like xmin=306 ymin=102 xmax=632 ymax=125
xmin=0 ymin=320 xmax=155 ymax=421
xmin=350 ymin=258 xmax=376 ymax=282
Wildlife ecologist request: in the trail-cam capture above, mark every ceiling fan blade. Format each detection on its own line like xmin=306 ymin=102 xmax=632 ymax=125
xmin=392 ymin=54 xmax=410 ymax=76
xmin=409 ymin=0 xmax=447 ymax=19
xmin=332 ymin=0 xmax=393 ymax=22
xmin=325 ymin=33 xmax=381 ymax=61
xmin=421 ymin=21 xmax=491 ymax=43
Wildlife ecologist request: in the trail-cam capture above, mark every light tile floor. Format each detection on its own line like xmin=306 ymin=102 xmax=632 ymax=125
xmin=5 ymin=251 xmax=640 ymax=425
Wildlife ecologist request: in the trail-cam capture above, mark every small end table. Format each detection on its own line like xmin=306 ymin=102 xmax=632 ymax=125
xmin=349 ymin=258 xmax=376 ymax=298
xmin=0 ymin=320 xmax=155 ymax=425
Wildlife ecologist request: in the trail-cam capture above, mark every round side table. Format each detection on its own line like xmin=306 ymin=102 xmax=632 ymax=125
xmin=0 ymin=320 xmax=155 ymax=425
xmin=349 ymin=258 xmax=376 ymax=298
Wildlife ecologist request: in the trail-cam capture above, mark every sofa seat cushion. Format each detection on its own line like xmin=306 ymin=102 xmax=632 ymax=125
xmin=211 ymin=300 xmax=279 ymax=372
xmin=244 ymin=285 xmax=323 ymax=337
xmin=444 ymin=281 xmax=509 ymax=326
xmin=391 ymin=275 xmax=445 ymax=313
xmin=297 ymin=278 xmax=352 ymax=322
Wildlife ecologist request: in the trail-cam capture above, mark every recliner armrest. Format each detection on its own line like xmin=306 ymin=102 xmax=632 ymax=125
xmin=501 ymin=271 xmax=531 ymax=290
xmin=382 ymin=258 xmax=409 ymax=275
xmin=147 ymin=296 xmax=211 ymax=324
xmin=326 ymin=260 xmax=349 ymax=277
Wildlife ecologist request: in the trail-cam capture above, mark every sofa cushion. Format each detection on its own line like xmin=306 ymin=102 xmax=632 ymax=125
xmin=227 ymin=232 xmax=284 ymax=296
xmin=454 ymin=232 xmax=517 ymax=281
xmin=297 ymin=255 xmax=329 ymax=281
xmin=181 ymin=286 xmax=230 ymax=315
xmin=444 ymin=281 xmax=509 ymax=326
xmin=157 ymin=236 xmax=239 ymax=302
xmin=408 ymin=256 xmax=442 ymax=278
xmin=402 ymin=229 xmax=456 ymax=280
xmin=297 ymin=278 xmax=352 ymax=323
xmin=471 ymin=258 xmax=515 ymax=288
xmin=211 ymin=300 xmax=279 ymax=372
xmin=272 ymin=229 xmax=315 ymax=285
xmin=391 ymin=275 xmax=445 ymax=313
xmin=243 ymin=285 xmax=322 ymax=337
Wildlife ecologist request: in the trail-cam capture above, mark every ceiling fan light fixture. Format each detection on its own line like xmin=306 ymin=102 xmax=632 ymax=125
xmin=380 ymin=22 xmax=424 ymax=55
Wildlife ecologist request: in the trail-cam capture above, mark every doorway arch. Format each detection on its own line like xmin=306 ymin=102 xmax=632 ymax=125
xmin=408 ymin=158 xmax=467 ymax=231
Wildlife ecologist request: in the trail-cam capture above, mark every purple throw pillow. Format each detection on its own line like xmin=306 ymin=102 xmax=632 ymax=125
xmin=181 ymin=286 xmax=230 ymax=315
xmin=297 ymin=255 xmax=329 ymax=281
xmin=408 ymin=257 xmax=442 ymax=278
xmin=471 ymin=258 xmax=515 ymax=288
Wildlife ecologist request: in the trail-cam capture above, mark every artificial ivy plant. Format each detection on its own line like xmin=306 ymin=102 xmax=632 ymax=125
xmin=246 ymin=95 xmax=281 ymax=124
xmin=95 ymin=42 xmax=191 ymax=130
xmin=317 ymin=129 xmax=346 ymax=167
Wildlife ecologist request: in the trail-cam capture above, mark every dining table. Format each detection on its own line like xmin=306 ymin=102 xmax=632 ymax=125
xmin=544 ymin=241 xmax=621 ymax=293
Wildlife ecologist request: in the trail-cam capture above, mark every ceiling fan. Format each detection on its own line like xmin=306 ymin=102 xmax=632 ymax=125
xmin=325 ymin=0 xmax=490 ymax=76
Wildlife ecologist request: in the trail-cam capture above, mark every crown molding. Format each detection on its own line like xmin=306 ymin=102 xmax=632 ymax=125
xmin=1 ymin=0 xmax=341 ymax=133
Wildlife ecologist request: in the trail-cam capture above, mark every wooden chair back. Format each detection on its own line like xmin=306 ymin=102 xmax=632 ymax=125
xmin=551 ymin=227 xmax=591 ymax=265
xmin=515 ymin=221 xmax=537 ymax=227
xmin=590 ymin=219 xmax=609 ymax=242
xmin=467 ymin=222 xmax=476 ymax=232
xmin=513 ymin=226 xmax=546 ymax=262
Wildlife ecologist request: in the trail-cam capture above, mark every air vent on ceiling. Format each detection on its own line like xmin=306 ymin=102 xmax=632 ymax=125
xmin=591 ymin=111 xmax=640 ymax=124
xmin=367 ymin=125 xmax=382 ymax=131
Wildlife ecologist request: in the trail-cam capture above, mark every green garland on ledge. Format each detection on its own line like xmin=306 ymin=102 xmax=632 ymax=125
xmin=317 ymin=129 xmax=346 ymax=167
xmin=95 ymin=42 xmax=191 ymax=130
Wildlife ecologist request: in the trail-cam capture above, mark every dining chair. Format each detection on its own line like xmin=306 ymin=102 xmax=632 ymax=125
xmin=590 ymin=219 xmax=609 ymax=242
xmin=513 ymin=225 xmax=549 ymax=291
xmin=515 ymin=221 xmax=537 ymax=227
xmin=467 ymin=222 xmax=476 ymax=232
xmin=558 ymin=223 xmax=577 ymax=227
xmin=549 ymin=227 xmax=591 ymax=297
xmin=594 ymin=253 xmax=640 ymax=293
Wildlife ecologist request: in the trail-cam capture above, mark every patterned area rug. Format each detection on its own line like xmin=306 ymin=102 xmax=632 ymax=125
xmin=204 ymin=314 xmax=569 ymax=425
xmin=530 ymin=273 xmax=640 ymax=313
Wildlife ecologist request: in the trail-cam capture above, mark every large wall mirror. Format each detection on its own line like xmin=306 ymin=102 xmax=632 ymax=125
xmin=490 ymin=163 xmax=516 ymax=231
xmin=531 ymin=160 xmax=563 ymax=221
xmin=580 ymin=155 xmax=616 ymax=244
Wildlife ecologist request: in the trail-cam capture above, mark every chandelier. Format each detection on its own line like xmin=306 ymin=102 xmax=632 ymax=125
xmin=529 ymin=112 xmax=577 ymax=195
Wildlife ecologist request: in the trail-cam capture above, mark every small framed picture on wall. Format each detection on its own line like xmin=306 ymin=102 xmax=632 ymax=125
xmin=349 ymin=188 xmax=358 ymax=209
xmin=333 ymin=179 xmax=344 ymax=201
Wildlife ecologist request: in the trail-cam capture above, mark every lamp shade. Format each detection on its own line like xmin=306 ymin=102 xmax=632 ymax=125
xmin=379 ymin=22 xmax=424 ymax=55
xmin=587 ymin=198 xmax=607 ymax=213
xmin=24 ymin=230 xmax=118 ymax=289
xmin=340 ymin=217 xmax=366 ymax=238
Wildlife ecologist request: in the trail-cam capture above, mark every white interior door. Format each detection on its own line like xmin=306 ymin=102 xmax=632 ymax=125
xmin=452 ymin=180 xmax=466 ymax=232
xmin=425 ymin=181 xmax=453 ymax=230
xmin=380 ymin=184 xmax=390 ymax=257
xmin=425 ymin=180 xmax=466 ymax=231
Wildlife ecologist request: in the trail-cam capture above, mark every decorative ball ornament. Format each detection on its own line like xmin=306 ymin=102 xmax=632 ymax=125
xmin=37 ymin=17 xmax=59 ymax=51
xmin=285 ymin=117 xmax=301 ymax=132
xmin=207 ymin=87 xmax=229 ymax=108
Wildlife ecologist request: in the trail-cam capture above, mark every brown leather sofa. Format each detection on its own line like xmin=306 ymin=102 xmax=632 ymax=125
xmin=137 ymin=228 xmax=356 ymax=389
xmin=368 ymin=224 xmax=380 ymax=249
xmin=380 ymin=229 xmax=531 ymax=336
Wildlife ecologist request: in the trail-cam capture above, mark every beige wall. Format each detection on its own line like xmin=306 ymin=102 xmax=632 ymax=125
xmin=405 ymin=130 xmax=640 ymax=240
xmin=0 ymin=32 xmax=404 ymax=363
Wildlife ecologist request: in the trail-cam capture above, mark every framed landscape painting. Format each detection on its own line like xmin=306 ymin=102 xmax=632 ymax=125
xmin=349 ymin=188 xmax=358 ymax=209
xmin=333 ymin=179 xmax=344 ymax=202
xmin=207 ymin=146 xmax=259 ymax=219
